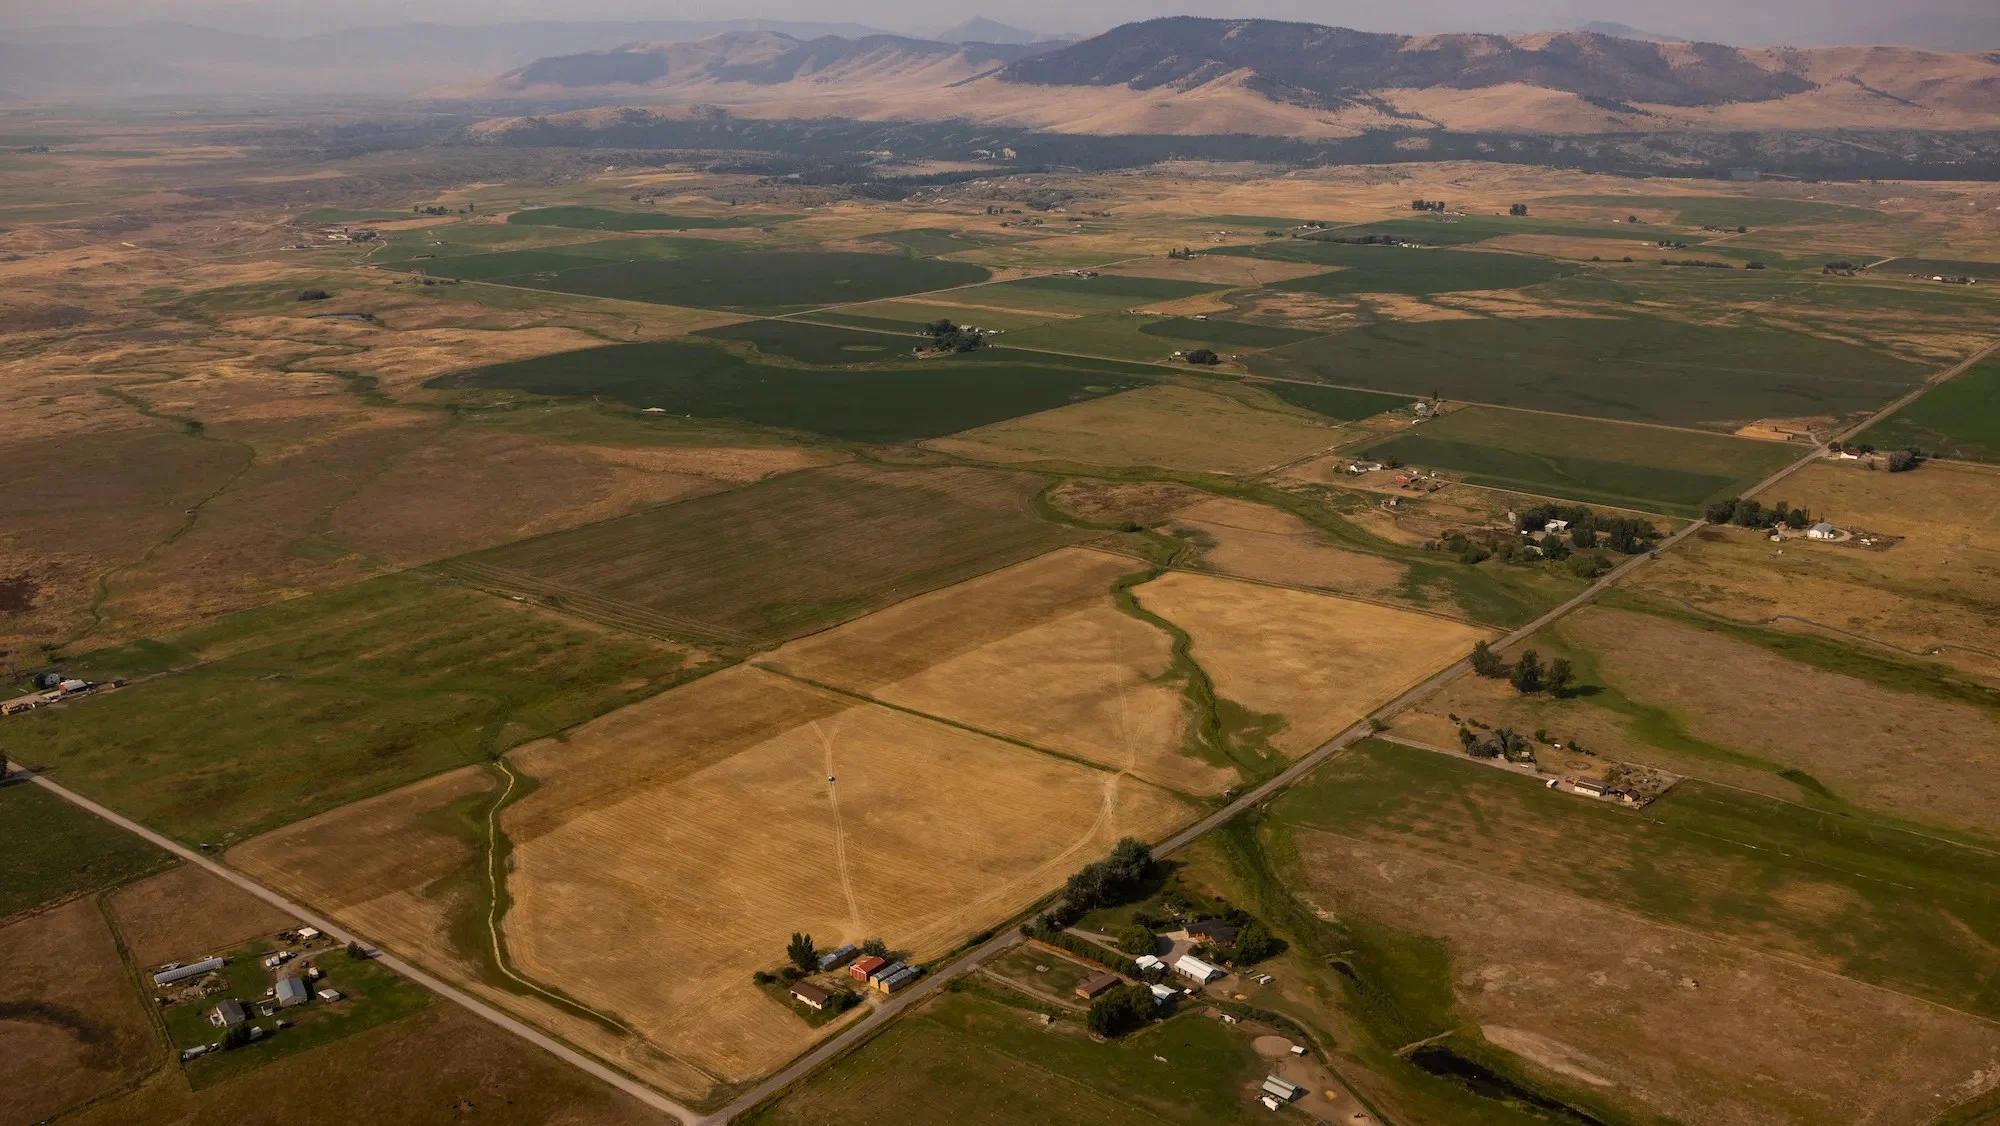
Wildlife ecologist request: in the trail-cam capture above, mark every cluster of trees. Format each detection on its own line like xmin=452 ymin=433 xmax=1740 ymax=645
xmin=1410 ymin=199 xmax=1448 ymax=212
xmin=1823 ymin=260 xmax=1859 ymax=276
xmin=1087 ymin=983 xmax=1159 ymax=1037
xmin=1470 ymin=642 xmax=1574 ymax=696
xmin=1440 ymin=531 xmax=1611 ymax=577
xmin=1181 ymin=348 xmax=1220 ymax=365
xmin=1043 ymin=838 xmax=1154 ymax=930
xmin=1166 ymin=246 xmax=1200 ymax=259
xmin=920 ymin=319 xmax=984 ymax=353
xmin=1192 ymin=922 xmax=1281 ymax=967
xmin=1321 ymin=233 xmax=1408 ymax=246
xmin=413 ymin=204 xmax=458 ymax=215
xmin=297 ymin=288 xmax=332 ymax=302
xmin=1026 ymin=926 xmax=1140 ymax=977
xmin=1660 ymin=258 xmax=1733 ymax=269
xmin=1704 ymin=497 xmax=1815 ymax=528
xmin=1458 ymin=723 xmax=1532 ymax=761
xmin=1516 ymin=505 xmax=1662 ymax=554
xmin=1507 ymin=203 xmax=1529 ymax=216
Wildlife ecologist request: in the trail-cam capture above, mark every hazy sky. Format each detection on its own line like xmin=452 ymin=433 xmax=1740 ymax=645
xmin=2 ymin=0 xmax=1987 ymax=45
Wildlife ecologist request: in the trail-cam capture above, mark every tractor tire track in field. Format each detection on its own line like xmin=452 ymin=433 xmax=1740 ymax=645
xmin=810 ymin=720 xmax=866 ymax=937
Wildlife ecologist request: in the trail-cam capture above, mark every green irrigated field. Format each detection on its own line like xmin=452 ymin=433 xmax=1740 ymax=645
xmin=0 ymin=782 xmax=170 ymax=917
xmin=1252 ymin=312 xmax=1927 ymax=429
xmin=1886 ymin=257 xmax=2000 ymax=281
xmin=1270 ymin=741 xmax=2000 ymax=1024
xmin=696 ymin=319 xmax=915 ymax=364
xmin=742 ymin=988 xmax=1276 ymax=1126
xmin=1259 ymin=380 xmax=1408 ymax=421
xmin=436 ymin=336 xmax=1155 ymax=444
xmin=1547 ymin=194 xmax=1883 ymax=227
xmin=1138 ymin=316 xmax=1323 ymax=348
xmin=507 ymin=206 xmax=784 ymax=231
xmin=395 ymin=246 xmax=988 ymax=311
xmin=3 ymin=575 xmax=702 ymax=845
xmin=1362 ymin=406 xmax=1797 ymax=515
xmin=451 ymin=463 xmax=1082 ymax=647
xmin=948 ymin=273 xmax=1228 ymax=312
xmin=1213 ymin=241 xmax=1577 ymax=296
xmin=1304 ymin=216 xmax=1686 ymax=246
xmin=871 ymin=227 xmax=1027 ymax=256
xmin=1857 ymin=355 xmax=2000 ymax=462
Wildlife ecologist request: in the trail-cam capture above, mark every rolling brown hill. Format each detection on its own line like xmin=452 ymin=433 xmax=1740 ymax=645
xmin=461 ymin=17 xmax=2000 ymax=138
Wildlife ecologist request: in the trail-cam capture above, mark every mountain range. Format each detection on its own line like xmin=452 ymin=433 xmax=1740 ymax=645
xmin=464 ymin=17 xmax=2000 ymax=138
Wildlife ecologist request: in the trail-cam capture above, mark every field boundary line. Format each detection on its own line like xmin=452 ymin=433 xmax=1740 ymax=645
xmin=21 ymin=772 xmax=702 ymax=1125
xmin=1292 ymin=821 xmax=2000 ymax=1030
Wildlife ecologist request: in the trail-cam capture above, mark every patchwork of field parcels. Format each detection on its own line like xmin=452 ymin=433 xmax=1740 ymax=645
xmin=1859 ymin=353 xmax=2000 ymax=462
xmin=1168 ymin=496 xmax=1414 ymax=605
xmin=1630 ymin=459 xmax=2000 ymax=685
xmin=1362 ymin=405 xmax=1799 ymax=515
xmin=766 ymin=547 xmax=1228 ymax=794
xmin=924 ymin=382 xmax=1351 ymax=474
xmin=5 ymin=573 xmax=705 ymax=845
xmin=448 ymin=463 xmax=1081 ymax=647
xmin=1412 ymin=602 xmax=2000 ymax=835
xmin=0 ymin=781 xmax=171 ymax=918
xmin=1256 ymin=743 xmax=2000 ymax=1126
xmin=1252 ymin=311 xmax=1928 ymax=429
xmin=1212 ymin=239 xmax=1579 ymax=296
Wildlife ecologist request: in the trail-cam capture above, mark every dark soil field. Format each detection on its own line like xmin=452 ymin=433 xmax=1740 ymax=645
xmin=1252 ymin=312 xmax=1928 ymax=429
xmin=3 ymin=575 xmax=704 ymax=845
xmin=1858 ymin=354 xmax=2000 ymax=462
xmin=437 ymin=336 xmax=1156 ymax=444
xmin=450 ymin=463 xmax=1082 ymax=647
xmin=1216 ymin=241 xmax=1578 ymax=295
xmin=1362 ymin=406 xmax=1797 ymax=515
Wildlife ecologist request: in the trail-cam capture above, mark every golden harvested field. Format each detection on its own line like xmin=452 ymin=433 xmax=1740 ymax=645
xmin=1294 ymin=831 xmax=2000 ymax=1126
xmin=1137 ymin=571 xmax=1492 ymax=754
xmin=1631 ymin=460 xmax=2000 ymax=684
xmin=497 ymin=665 xmax=1191 ymax=1094
xmin=1171 ymin=496 xmax=1412 ymax=603
xmin=926 ymin=382 xmax=1349 ymax=474
xmin=106 ymin=864 xmax=296 ymax=969
xmin=767 ymin=547 xmax=1230 ymax=794
xmin=0 ymin=898 xmax=159 ymax=1125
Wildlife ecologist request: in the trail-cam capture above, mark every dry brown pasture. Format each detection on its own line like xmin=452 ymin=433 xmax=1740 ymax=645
xmin=68 ymin=1005 xmax=660 ymax=1126
xmin=1043 ymin=479 xmax=1207 ymax=526
xmin=105 ymin=864 xmax=296 ymax=970
xmin=0 ymin=898 xmax=159 ymax=1125
xmin=1137 ymin=571 xmax=1492 ymax=754
xmin=1295 ymin=832 xmax=2000 ymax=1126
xmin=766 ymin=547 xmax=1229 ymax=794
xmin=926 ymin=382 xmax=1349 ymax=474
xmin=1171 ymin=496 xmax=1413 ymax=604
xmin=496 ymin=665 xmax=1190 ymax=1094
xmin=1631 ymin=460 xmax=2000 ymax=685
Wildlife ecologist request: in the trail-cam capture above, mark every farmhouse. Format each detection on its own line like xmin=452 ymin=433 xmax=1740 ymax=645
xmin=788 ymin=982 xmax=832 ymax=1011
xmin=1187 ymin=919 xmax=1239 ymax=944
xmin=1174 ymin=954 xmax=1222 ymax=984
xmin=848 ymin=955 xmax=886 ymax=982
xmin=208 ymin=999 xmax=247 ymax=1028
xmin=275 ymin=974 xmax=310 ymax=1008
xmin=1807 ymin=522 xmax=1839 ymax=540
xmin=1075 ymin=971 xmax=1122 ymax=999
xmin=154 ymin=957 xmax=225 ymax=987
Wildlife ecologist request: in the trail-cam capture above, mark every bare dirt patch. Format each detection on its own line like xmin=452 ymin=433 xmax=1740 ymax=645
xmin=106 ymin=864 xmax=295 ymax=969
xmin=1295 ymin=831 xmax=2000 ymax=1126
xmin=1138 ymin=571 xmax=1491 ymax=754
xmin=498 ymin=667 xmax=1190 ymax=1094
xmin=0 ymin=898 xmax=158 ymax=1125
xmin=767 ymin=547 xmax=1226 ymax=793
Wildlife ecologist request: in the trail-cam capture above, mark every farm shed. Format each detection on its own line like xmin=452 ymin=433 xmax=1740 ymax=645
xmin=848 ymin=955 xmax=886 ymax=982
xmin=1807 ymin=522 xmax=1839 ymax=540
xmin=1134 ymin=954 xmax=1164 ymax=973
xmin=208 ymin=999 xmax=247 ymax=1028
xmin=875 ymin=965 xmax=920 ymax=993
xmin=275 ymin=974 xmax=310 ymax=1008
xmin=788 ymin=982 xmax=832 ymax=1011
xmin=1174 ymin=954 xmax=1222 ymax=983
xmin=1187 ymin=919 xmax=1239 ymax=943
xmin=1075 ymin=971 xmax=1122 ymax=999
xmin=1149 ymin=983 xmax=1178 ymax=1005
xmin=1262 ymin=1076 xmax=1301 ymax=1101
xmin=817 ymin=943 xmax=858 ymax=971
xmin=155 ymin=957 xmax=225 ymax=987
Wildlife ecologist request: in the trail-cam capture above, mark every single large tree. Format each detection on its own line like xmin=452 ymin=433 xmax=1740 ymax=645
xmin=1511 ymin=650 xmax=1545 ymax=695
xmin=1546 ymin=657 xmax=1574 ymax=697
xmin=1470 ymin=640 xmax=1504 ymax=678
xmin=786 ymin=932 xmax=817 ymax=973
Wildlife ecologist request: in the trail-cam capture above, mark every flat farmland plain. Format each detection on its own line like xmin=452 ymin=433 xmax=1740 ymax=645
xmin=1137 ymin=571 xmax=1491 ymax=756
xmin=1631 ymin=459 xmax=2000 ymax=684
xmin=1252 ymin=313 xmax=1928 ymax=430
xmin=1362 ymin=405 xmax=1799 ymax=515
xmin=766 ymin=547 xmax=1231 ymax=795
xmin=1858 ymin=354 xmax=2000 ymax=462
xmin=925 ymin=382 xmax=1349 ymax=474
xmin=492 ymin=665 xmax=1190 ymax=1095
xmin=1214 ymin=239 xmax=1578 ymax=296
xmin=0 ymin=897 xmax=159 ymax=1126
xmin=1170 ymin=496 xmax=1414 ymax=606
xmin=447 ymin=464 xmax=1081 ymax=647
